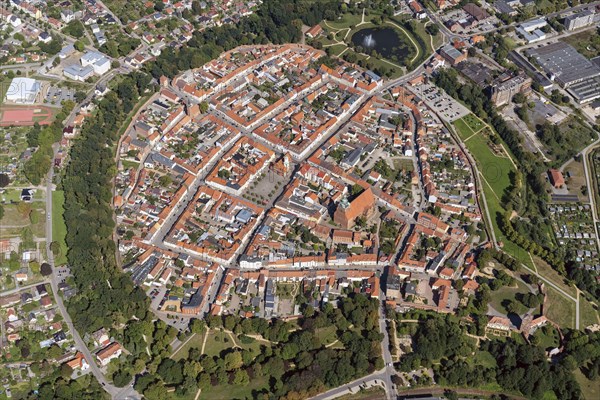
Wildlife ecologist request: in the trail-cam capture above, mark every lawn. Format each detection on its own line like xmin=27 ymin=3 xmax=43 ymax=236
xmin=199 ymin=375 xmax=270 ymax=400
xmin=473 ymin=350 xmax=498 ymax=369
xmin=562 ymin=28 xmax=600 ymax=59
xmin=338 ymin=386 xmax=386 ymax=400
xmin=533 ymin=325 xmax=560 ymax=349
xmin=545 ymin=287 xmax=576 ymax=329
xmin=203 ymin=330 xmax=233 ymax=358
xmin=532 ymin=256 xmax=577 ymax=298
xmin=579 ymin=296 xmax=600 ymax=329
xmin=453 ymin=115 xmax=536 ymax=269
xmin=573 ymin=368 xmax=600 ymax=400
xmin=52 ymin=190 xmax=68 ymax=266
xmin=315 ymin=325 xmax=338 ymax=346
xmin=488 ymin=277 xmax=532 ymax=315
xmin=171 ymin=332 xmax=205 ymax=361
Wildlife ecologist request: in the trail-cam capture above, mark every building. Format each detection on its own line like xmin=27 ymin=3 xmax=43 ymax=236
xmin=439 ymin=44 xmax=466 ymax=66
xmin=526 ymin=42 xmax=600 ymax=87
xmin=463 ymin=3 xmax=490 ymax=22
xmin=333 ymin=188 xmax=376 ymax=229
xmin=63 ymin=64 xmax=94 ymax=81
xmin=548 ymin=169 xmax=565 ymax=188
xmin=516 ymin=18 xmax=547 ymax=43
xmin=305 ymin=24 xmax=323 ymax=39
xmin=564 ymin=10 xmax=595 ymax=31
xmin=5 ymin=77 xmax=41 ymax=104
xmin=80 ymin=51 xmax=111 ymax=75
xmin=490 ymin=74 xmax=532 ymax=106
xmin=96 ymin=342 xmax=123 ymax=366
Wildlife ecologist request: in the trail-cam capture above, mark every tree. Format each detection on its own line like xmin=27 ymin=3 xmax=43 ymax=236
xmin=199 ymin=101 xmax=209 ymax=113
xmin=74 ymin=40 xmax=85 ymax=52
xmin=50 ymin=241 xmax=61 ymax=256
xmin=112 ymin=370 xmax=132 ymax=387
xmin=40 ymin=263 xmax=52 ymax=276
xmin=224 ymin=351 xmax=243 ymax=371
xmin=0 ymin=173 xmax=9 ymax=187
xmin=233 ymin=369 xmax=249 ymax=385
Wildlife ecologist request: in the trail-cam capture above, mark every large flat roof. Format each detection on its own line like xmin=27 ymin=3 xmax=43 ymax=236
xmin=527 ymin=42 xmax=600 ymax=86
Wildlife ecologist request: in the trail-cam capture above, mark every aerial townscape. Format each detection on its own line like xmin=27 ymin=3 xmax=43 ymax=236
xmin=1 ymin=0 xmax=600 ymax=399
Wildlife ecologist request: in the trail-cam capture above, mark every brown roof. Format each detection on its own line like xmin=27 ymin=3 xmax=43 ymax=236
xmin=343 ymin=187 xmax=375 ymax=221
xmin=463 ymin=3 xmax=489 ymax=21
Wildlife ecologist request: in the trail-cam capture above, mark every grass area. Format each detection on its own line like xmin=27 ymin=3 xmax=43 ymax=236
xmin=315 ymin=325 xmax=338 ymax=346
xmin=338 ymin=387 xmax=386 ymax=400
xmin=488 ymin=278 xmax=532 ymax=315
xmin=561 ymin=157 xmax=589 ymax=202
xmin=392 ymin=158 xmax=414 ymax=172
xmin=203 ymin=330 xmax=233 ymax=358
xmin=200 ymin=375 xmax=270 ymax=400
xmin=562 ymin=27 xmax=600 ymax=59
xmin=532 ymin=256 xmax=577 ymax=298
xmin=579 ymin=296 xmax=600 ymax=329
xmin=52 ymin=190 xmax=68 ymax=266
xmin=171 ymin=332 xmax=205 ymax=361
xmin=121 ymin=160 xmax=140 ymax=170
xmin=320 ymin=12 xmax=364 ymax=31
xmin=573 ymin=368 xmax=600 ymax=400
xmin=453 ymin=115 xmax=536 ymax=269
xmin=539 ymin=117 xmax=597 ymax=167
xmin=533 ymin=325 xmax=560 ymax=349
xmin=473 ymin=350 xmax=498 ymax=368
xmin=545 ymin=287 xmax=576 ymax=329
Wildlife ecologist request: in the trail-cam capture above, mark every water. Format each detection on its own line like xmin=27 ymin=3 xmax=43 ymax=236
xmin=351 ymin=27 xmax=411 ymax=62
xmin=363 ymin=34 xmax=375 ymax=48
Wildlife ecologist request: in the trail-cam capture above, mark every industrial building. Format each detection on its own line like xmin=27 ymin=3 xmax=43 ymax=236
xmin=526 ymin=42 xmax=600 ymax=87
xmin=4 ymin=77 xmax=41 ymax=104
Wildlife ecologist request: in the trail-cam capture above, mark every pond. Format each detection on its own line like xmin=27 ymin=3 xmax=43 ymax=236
xmin=351 ymin=27 xmax=413 ymax=63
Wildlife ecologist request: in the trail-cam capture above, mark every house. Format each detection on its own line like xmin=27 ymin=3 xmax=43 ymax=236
xmin=61 ymin=10 xmax=75 ymax=23
xmin=548 ymin=169 xmax=565 ymax=188
xmin=96 ymin=342 xmax=123 ymax=366
xmin=305 ymin=24 xmax=323 ymax=39
xmin=65 ymin=352 xmax=89 ymax=370
xmin=38 ymin=32 xmax=52 ymax=44
xmin=20 ymin=188 xmax=34 ymax=202
xmin=92 ymin=328 xmax=110 ymax=347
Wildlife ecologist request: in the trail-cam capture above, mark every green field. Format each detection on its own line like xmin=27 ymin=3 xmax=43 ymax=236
xmin=579 ymin=296 xmax=600 ymax=329
xmin=574 ymin=368 xmax=600 ymax=400
xmin=453 ymin=115 xmax=533 ymax=269
xmin=546 ymin=287 xmax=576 ymax=329
xmin=488 ymin=278 xmax=532 ymax=316
xmin=174 ymin=329 xmax=270 ymax=361
xmin=199 ymin=375 xmax=270 ymax=400
xmin=52 ymin=190 xmax=68 ymax=265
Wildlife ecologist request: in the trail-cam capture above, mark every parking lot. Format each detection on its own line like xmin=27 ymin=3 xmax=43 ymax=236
xmin=44 ymin=86 xmax=75 ymax=105
xmin=408 ymin=83 xmax=470 ymax=122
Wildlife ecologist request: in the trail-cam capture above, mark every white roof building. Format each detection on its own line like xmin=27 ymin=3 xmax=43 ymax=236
xmin=80 ymin=51 xmax=111 ymax=75
xmin=5 ymin=77 xmax=41 ymax=104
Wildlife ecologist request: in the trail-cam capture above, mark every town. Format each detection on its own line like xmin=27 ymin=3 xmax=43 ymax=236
xmin=0 ymin=0 xmax=599 ymax=399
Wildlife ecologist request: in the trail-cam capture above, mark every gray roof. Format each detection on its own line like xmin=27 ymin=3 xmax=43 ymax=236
xmin=527 ymin=42 xmax=600 ymax=86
